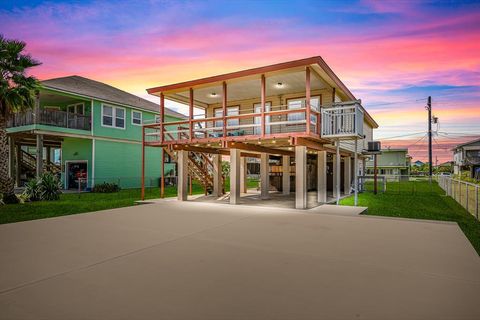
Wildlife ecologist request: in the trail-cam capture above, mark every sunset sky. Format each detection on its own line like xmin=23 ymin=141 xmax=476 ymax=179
xmin=2 ymin=0 xmax=479 ymax=162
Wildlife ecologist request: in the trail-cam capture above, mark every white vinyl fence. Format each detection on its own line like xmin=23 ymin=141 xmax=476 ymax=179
xmin=438 ymin=176 xmax=480 ymax=219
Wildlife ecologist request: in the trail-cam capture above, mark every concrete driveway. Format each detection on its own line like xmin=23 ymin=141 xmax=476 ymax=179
xmin=1 ymin=201 xmax=479 ymax=319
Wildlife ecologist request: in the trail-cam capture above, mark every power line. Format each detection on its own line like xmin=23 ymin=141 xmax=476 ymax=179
xmin=365 ymin=97 xmax=428 ymax=108
xmin=378 ymin=131 xmax=425 ymax=140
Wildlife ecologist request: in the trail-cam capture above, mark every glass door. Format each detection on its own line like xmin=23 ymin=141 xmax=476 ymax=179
xmin=254 ymin=102 xmax=271 ymax=135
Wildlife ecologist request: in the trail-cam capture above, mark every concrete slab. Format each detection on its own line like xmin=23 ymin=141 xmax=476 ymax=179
xmin=0 ymin=201 xmax=479 ymax=320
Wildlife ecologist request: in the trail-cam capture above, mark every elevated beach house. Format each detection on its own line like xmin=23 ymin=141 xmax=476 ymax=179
xmin=142 ymin=57 xmax=379 ymax=208
xmin=7 ymin=76 xmax=184 ymax=190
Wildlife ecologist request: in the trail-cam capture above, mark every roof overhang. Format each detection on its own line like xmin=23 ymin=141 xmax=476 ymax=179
xmin=146 ymin=56 xmax=378 ymax=128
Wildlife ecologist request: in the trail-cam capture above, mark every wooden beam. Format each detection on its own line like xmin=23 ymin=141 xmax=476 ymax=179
xmin=222 ymin=81 xmax=227 ymax=138
xmin=189 ymin=88 xmax=194 ymax=142
xmin=305 ymin=67 xmax=311 ymax=135
xmin=160 ymin=93 xmax=165 ymax=144
xmin=261 ymin=74 xmax=266 ymax=137
xmin=293 ymin=137 xmax=326 ymax=151
xmin=226 ymin=141 xmax=294 ymax=156
xmin=172 ymin=144 xmax=227 ymax=155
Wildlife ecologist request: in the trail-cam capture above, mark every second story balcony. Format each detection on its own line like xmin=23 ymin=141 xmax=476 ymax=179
xmin=7 ymin=108 xmax=91 ymax=131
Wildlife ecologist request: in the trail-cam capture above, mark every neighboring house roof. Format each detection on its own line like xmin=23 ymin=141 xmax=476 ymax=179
xmin=452 ymin=137 xmax=480 ymax=150
xmin=413 ymin=160 xmax=424 ymax=165
xmin=41 ymin=76 xmax=186 ymax=119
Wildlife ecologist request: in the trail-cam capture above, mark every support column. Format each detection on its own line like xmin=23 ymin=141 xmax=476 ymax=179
xmin=332 ymin=154 xmax=337 ymax=199
xmin=335 ymin=142 xmax=341 ymax=204
xmin=282 ymin=155 xmax=290 ymax=195
xmin=317 ymin=150 xmax=327 ymax=203
xmin=260 ymin=153 xmax=269 ymax=199
xmin=212 ymin=154 xmax=222 ymax=197
xmin=8 ymin=136 xmax=15 ymax=179
xmin=36 ymin=134 xmax=43 ymax=178
xmin=240 ymin=156 xmax=247 ymax=193
xmin=177 ymin=150 xmax=188 ymax=201
xmin=354 ymin=139 xmax=359 ymax=206
xmin=295 ymin=146 xmax=307 ymax=209
xmin=230 ymin=149 xmax=241 ymax=204
xmin=46 ymin=146 xmax=51 ymax=172
xmin=344 ymin=156 xmax=351 ymax=195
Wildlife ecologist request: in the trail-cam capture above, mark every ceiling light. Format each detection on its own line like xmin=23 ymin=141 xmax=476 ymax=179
xmin=272 ymin=140 xmax=276 ymax=144
xmin=275 ymin=82 xmax=285 ymax=89
xmin=209 ymin=92 xmax=218 ymax=97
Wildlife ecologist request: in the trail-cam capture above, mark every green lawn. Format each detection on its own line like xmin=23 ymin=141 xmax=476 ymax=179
xmin=0 ymin=178 xmax=260 ymax=225
xmin=340 ymin=180 xmax=480 ymax=255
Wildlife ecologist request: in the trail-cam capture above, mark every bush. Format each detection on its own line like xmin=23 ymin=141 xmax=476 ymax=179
xmin=2 ymin=193 xmax=19 ymax=204
xmin=93 ymin=182 xmax=121 ymax=193
xmin=23 ymin=178 xmax=42 ymax=201
xmin=39 ymin=173 xmax=62 ymax=200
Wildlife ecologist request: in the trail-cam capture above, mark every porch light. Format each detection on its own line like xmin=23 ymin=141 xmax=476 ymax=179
xmin=209 ymin=92 xmax=218 ymax=97
xmin=257 ymin=141 xmax=262 ymax=144
xmin=275 ymin=82 xmax=285 ymax=89
xmin=272 ymin=140 xmax=276 ymax=144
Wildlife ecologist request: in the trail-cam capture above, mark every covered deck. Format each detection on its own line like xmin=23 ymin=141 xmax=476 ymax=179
xmin=142 ymin=57 xmax=378 ymax=208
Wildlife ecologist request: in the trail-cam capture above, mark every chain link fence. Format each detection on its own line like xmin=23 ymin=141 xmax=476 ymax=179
xmin=358 ymin=175 xmax=436 ymax=195
xmin=438 ymin=176 xmax=480 ymax=219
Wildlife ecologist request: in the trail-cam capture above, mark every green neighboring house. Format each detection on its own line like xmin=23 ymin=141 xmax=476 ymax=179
xmin=6 ymin=76 xmax=184 ymax=190
xmin=365 ymin=148 xmax=411 ymax=176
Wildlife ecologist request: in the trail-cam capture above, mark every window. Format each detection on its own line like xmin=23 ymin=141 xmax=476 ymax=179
xmin=213 ymin=106 xmax=239 ymax=127
xmin=102 ymin=105 xmax=113 ymax=126
xmin=132 ymin=110 xmax=142 ymax=125
xmin=115 ymin=108 xmax=125 ymax=128
xmin=155 ymin=115 xmax=161 ymax=123
xmin=102 ymin=104 xmax=125 ymax=129
xmin=287 ymin=97 xmax=320 ymax=123
xmin=67 ymin=103 xmax=84 ymax=115
xmin=254 ymin=102 xmax=271 ymax=135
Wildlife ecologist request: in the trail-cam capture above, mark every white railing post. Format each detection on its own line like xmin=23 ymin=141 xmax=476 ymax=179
xmin=476 ymin=185 xmax=479 ymax=220
xmin=466 ymin=182 xmax=469 ymax=212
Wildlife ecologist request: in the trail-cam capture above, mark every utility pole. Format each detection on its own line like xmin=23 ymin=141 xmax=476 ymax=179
xmin=427 ymin=96 xmax=432 ymax=177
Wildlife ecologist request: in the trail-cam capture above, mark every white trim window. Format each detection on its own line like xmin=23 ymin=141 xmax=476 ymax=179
xmin=214 ymin=106 xmax=239 ymax=127
xmin=102 ymin=104 xmax=125 ymax=129
xmin=132 ymin=110 xmax=142 ymax=125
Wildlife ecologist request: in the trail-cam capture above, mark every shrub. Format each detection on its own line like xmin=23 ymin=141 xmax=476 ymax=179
xmin=39 ymin=173 xmax=62 ymax=201
xmin=2 ymin=193 xmax=19 ymax=204
xmin=93 ymin=182 xmax=121 ymax=193
xmin=23 ymin=178 xmax=42 ymax=201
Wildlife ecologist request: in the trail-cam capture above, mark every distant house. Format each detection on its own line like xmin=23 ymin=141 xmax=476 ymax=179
xmin=7 ymin=76 xmax=185 ymax=189
xmin=365 ymin=148 xmax=411 ymax=176
xmin=452 ymin=137 xmax=480 ymax=178
xmin=412 ymin=160 xmax=425 ymax=167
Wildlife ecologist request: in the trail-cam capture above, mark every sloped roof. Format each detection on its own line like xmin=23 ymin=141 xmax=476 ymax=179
xmin=453 ymin=137 xmax=480 ymax=149
xmin=41 ymin=75 xmax=186 ymax=119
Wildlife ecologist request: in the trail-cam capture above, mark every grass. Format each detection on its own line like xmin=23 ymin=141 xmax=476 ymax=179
xmin=340 ymin=180 xmax=480 ymax=255
xmin=0 ymin=178 xmax=260 ymax=225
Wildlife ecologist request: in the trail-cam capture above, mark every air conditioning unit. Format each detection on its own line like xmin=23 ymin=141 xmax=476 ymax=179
xmin=368 ymin=141 xmax=381 ymax=152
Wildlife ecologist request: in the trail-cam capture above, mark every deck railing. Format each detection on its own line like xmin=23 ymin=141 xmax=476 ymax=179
xmin=7 ymin=109 xmax=91 ymax=131
xmin=321 ymin=101 xmax=364 ymax=138
xmin=144 ymin=101 xmax=363 ymax=144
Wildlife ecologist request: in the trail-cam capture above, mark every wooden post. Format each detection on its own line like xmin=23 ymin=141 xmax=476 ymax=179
xmin=332 ymin=87 xmax=336 ymax=103
xmin=8 ymin=136 xmax=15 ymax=180
xmin=161 ymin=148 xmax=165 ymax=198
xmin=305 ymin=66 xmax=311 ymax=135
xmin=160 ymin=93 xmax=165 ymax=144
xmin=317 ymin=94 xmax=322 ymax=136
xmin=222 ymin=82 xmax=227 ymax=138
xmin=189 ymin=175 xmax=193 ymax=195
xmin=354 ymin=139 xmax=359 ymax=206
xmin=189 ymin=88 xmax=194 ymax=142
xmin=261 ymin=74 xmax=266 ymax=137
xmin=335 ymin=141 xmax=341 ymax=204
xmin=141 ymin=126 xmax=145 ymax=200
xmin=36 ymin=134 xmax=43 ymax=178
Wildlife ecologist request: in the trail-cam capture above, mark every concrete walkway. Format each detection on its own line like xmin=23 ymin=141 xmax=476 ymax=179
xmin=0 ymin=201 xmax=479 ymax=319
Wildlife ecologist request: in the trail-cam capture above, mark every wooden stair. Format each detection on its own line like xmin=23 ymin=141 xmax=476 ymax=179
xmin=19 ymin=150 xmax=61 ymax=178
xmin=162 ymin=147 xmax=223 ymax=195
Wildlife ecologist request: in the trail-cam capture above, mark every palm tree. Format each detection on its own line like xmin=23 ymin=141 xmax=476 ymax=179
xmin=0 ymin=35 xmax=41 ymax=203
